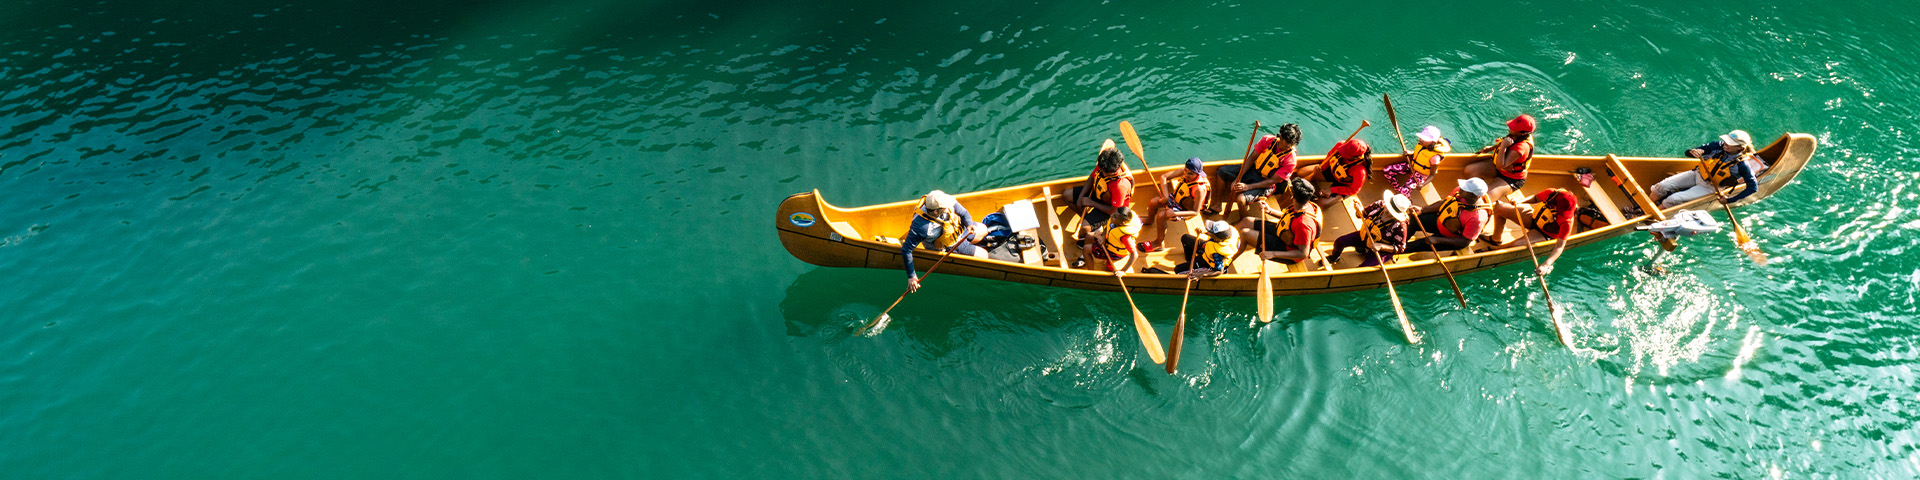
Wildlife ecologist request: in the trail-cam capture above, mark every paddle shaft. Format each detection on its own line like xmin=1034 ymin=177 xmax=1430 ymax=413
xmin=1111 ymin=270 xmax=1167 ymax=364
xmin=862 ymin=245 xmax=958 ymax=333
xmin=1715 ymin=190 xmax=1767 ymax=262
xmin=1168 ymin=271 xmax=1195 ymax=374
xmin=1379 ymin=262 xmax=1417 ymax=344
xmin=1506 ymin=204 xmax=1567 ymax=344
xmin=1411 ymin=217 xmax=1470 ymax=308
xmin=1384 ymin=94 xmax=1412 ymax=156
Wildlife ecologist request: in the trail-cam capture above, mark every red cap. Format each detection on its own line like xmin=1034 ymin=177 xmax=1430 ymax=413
xmin=1333 ymin=138 xmax=1369 ymax=158
xmin=1507 ymin=114 xmax=1537 ymax=133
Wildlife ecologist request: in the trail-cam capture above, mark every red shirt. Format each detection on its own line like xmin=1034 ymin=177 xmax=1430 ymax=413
xmin=1286 ymin=203 xmax=1321 ymax=249
xmin=1533 ymin=189 xmax=1578 ymax=239
xmin=1248 ymin=137 xmax=1298 ymax=182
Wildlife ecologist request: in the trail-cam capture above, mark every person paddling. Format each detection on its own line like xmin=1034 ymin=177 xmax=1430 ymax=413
xmin=1406 ymin=178 xmax=1492 ymax=255
xmin=1463 ymin=114 xmax=1537 ymax=200
xmin=1163 ymin=220 xmax=1239 ymax=277
xmin=1077 ymin=206 xmax=1143 ymax=272
xmin=1238 ymin=178 xmax=1322 ymax=266
xmin=1328 ymin=193 xmax=1412 ymax=267
xmin=1140 ymin=157 xmax=1211 ymax=252
xmin=900 ymin=190 xmax=988 ymax=293
xmin=1382 ymin=125 xmax=1452 ymax=196
xmin=1211 ymin=123 xmax=1301 ymax=216
xmin=1062 ymin=139 xmax=1134 ymax=236
xmin=1652 ymin=129 xmax=1761 ymax=208
xmin=1295 ymin=138 xmax=1372 ymax=209
xmin=1485 ymin=188 xmax=1577 ymax=275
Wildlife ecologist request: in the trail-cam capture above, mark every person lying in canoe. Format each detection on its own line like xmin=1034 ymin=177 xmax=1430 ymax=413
xmin=1463 ymin=114 xmax=1537 ymax=200
xmin=1381 ymin=125 xmax=1452 ymax=197
xmin=1484 ymin=188 xmax=1577 ymax=275
xmin=1076 ymin=206 xmax=1143 ymax=272
xmin=1406 ymin=178 xmax=1492 ymax=255
xmin=902 ymin=190 xmax=988 ymax=293
xmin=1210 ymin=123 xmax=1301 ymax=216
xmin=1327 ymin=193 xmax=1411 ymax=267
xmin=1147 ymin=220 xmax=1239 ymax=277
xmin=1139 ymin=157 xmax=1211 ymax=252
xmin=1237 ymin=178 xmax=1321 ymax=266
xmin=1652 ymin=129 xmax=1760 ymax=208
xmin=1294 ymin=138 xmax=1371 ymax=209
xmin=1062 ymin=139 xmax=1134 ymax=238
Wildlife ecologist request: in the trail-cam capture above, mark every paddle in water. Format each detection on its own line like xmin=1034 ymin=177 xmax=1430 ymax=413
xmin=1715 ymin=191 xmax=1768 ymax=265
xmin=1110 ymin=270 xmax=1168 ymax=364
xmin=861 ymin=246 xmax=958 ymax=336
xmin=1505 ymin=206 xmax=1572 ymax=347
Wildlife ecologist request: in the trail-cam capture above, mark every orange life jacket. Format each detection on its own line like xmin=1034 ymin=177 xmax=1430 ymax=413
xmin=1496 ymin=136 xmax=1535 ymax=180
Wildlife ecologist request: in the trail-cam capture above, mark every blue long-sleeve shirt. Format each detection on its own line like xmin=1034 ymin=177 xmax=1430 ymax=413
xmin=1688 ymin=141 xmax=1760 ymax=204
xmin=900 ymin=202 xmax=973 ymax=278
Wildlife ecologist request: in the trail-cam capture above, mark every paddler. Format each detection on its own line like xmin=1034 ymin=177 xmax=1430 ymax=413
xmin=1076 ymin=206 xmax=1143 ymax=272
xmin=1160 ymin=220 xmax=1238 ymax=277
xmin=1237 ymin=178 xmax=1322 ymax=266
xmin=1139 ymin=157 xmax=1212 ymax=252
xmin=1327 ymin=193 xmax=1412 ymax=267
xmin=1210 ymin=123 xmax=1301 ymax=216
xmin=1485 ymin=188 xmax=1578 ymax=275
xmin=1061 ymin=139 xmax=1134 ymax=238
xmin=1294 ymin=137 xmax=1372 ymax=209
xmin=1405 ymin=178 xmax=1492 ymax=254
xmin=1652 ymin=129 xmax=1761 ymax=208
xmin=900 ymin=190 xmax=988 ymax=293
xmin=1463 ymin=114 xmax=1537 ymax=200
xmin=1381 ymin=125 xmax=1452 ymax=196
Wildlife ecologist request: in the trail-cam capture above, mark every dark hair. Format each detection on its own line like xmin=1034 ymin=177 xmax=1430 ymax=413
xmin=1112 ymin=206 xmax=1135 ymax=223
xmin=1278 ymin=123 xmax=1302 ymax=146
xmin=1509 ymin=131 xmax=1532 ymax=143
xmin=1289 ymin=178 xmax=1315 ymax=203
xmin=1097 ymin=148 xmax=1124 ymax=173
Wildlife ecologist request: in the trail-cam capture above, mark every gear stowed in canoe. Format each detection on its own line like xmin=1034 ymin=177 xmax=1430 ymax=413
xmin=776 ymin=133 xmax=1817 ymax=299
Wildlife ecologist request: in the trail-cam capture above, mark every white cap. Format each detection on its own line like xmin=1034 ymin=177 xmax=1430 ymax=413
xmin=1720 ymin=130 xmax=1753 ymax=147
xmin=1384 ymin=193 xmax=1411 ymax=221
xmin=921 ymin=190 xmax=956 ymax=213
xmin=1457 ymin=177 xmax=1489 ymax=197
xmin=1416 ymin=125 xmax=1443 ymax=143
xmin=1205 ymin=220 xmax=1233 ymax=235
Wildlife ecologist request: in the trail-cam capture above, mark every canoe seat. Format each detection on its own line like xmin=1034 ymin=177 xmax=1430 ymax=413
xmin=1577 ymin=181 xmax=1628 ymax=225
xmin=1415 ymin=183 xmax=1443 ymax=206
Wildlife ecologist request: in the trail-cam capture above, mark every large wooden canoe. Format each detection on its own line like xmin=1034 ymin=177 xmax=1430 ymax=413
xmin=776 ymin=133 xmax=1816 ymax=296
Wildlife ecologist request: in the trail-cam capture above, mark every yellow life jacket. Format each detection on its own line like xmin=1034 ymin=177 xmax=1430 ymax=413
xmin=1197 ymin=235 xmax=1239 ymax=270
xmin=1695 ymin=151 xmax=1750 ymax=186
xmin=1435 ymin=194 xmax=1491 ymax=237
xmin=1272 ymin=203 xmax=1322 ymax=249
xmin=1530 ymin=189 xmax=1575 ymax=239
xmin=1361 ymin=211 xmax=1396 ymax=248
xmin=1409 ymin=139 xmax=1451 ymax=177
xmin=1088 ymin=164 xmax=1131 ymax=203
xmin=1171 ymin=176 xmax=1206 ymax=208
xmin=1252 ymin=141 xmax=1291 ymax=179
xmin=1097 ymin=215 xmax=1144 ymax=258
xmin=1326 ymin=153 xmax=1367 ymax=187
xmin=916 ymin=207 xmax=961 ymax=248
xmin=1496 ymin=136 xmax=1535 ymax=179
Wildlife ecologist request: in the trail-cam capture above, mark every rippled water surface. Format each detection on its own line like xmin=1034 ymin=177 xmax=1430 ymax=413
xmin=2 ymin=1 xmax=1917 ymax=478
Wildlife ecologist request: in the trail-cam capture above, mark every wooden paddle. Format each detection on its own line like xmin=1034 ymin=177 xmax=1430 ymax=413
xmin=861 ymin=245 xmax=958 ymax=335
xmin=1168 ymin=267 xmax=1196 ymax=374
xmin=1383 ymin=94 xmax=1412 ymax=158
xmin=1111 ymin=270 xmax=1168 ymax=364
xmin=1410 ymin=217 xmax=1470 ymax=308
xmin=1714 ymin=191 xmax=1769 ymax=265
xmin=1118 ymin=120 xmax=1171 ymax=207
xmin=1243 ymin=121 xmax=1275 ymax=324
xmin=1379 ymin=262 xmax=1419 ymax=344
xmin=1506 ymin=206 xmax=1572 ymax=347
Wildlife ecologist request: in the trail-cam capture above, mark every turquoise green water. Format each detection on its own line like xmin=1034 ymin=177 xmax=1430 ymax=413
xmin=2 ymin=1 xmax=1916 ymax=478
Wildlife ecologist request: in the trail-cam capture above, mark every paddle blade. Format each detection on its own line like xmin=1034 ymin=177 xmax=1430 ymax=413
xmin=861 ymin=313 xmax=891 ymax=337
xmin=1383 ymin=271 xmax=1418 ymax=344
xmin=1132 ymin=308 xmax=1167 ymax=364
xmin=1256 ymin=267 xmax=1274 ymax=323
xmin=1166 ymin=317 xmax=1185 ymax=374
xmin=1119 ymin=121 xmax=1146 ymax=162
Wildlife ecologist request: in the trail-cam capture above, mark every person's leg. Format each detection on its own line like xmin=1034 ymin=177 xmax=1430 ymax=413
xmin=1329 ymin=232 xmax=1363 ymax=263
xmin=1461 ymin=158 xmax=1496 ymax=182
xmin=1651 ymin=171 xmax=1700 ymax=204
xmin=1487 ymin=202 xmax=1518 ymax=243
xmin=1660 ymin=184 xmax=1715 ymax=208
xmin=1210 ymin=165 xmax=1242 ymax=213
xmin=1358 ymin=248 xmax=1384 ymax=267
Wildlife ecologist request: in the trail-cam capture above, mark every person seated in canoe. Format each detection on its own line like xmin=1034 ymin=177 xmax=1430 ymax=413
xmin=1237 ymin=178 xmax=1321 ymax=265
xmin=1381 ymin=125 xmax=1452 ymax=196
xmin=1076 ymin=206 xmax=1143 ymax=272
xmin=1062 ymin=139 xmax=1134 ymax=237
xmin=1149 ymin=220 xmax=1239 ymax=277
xmin=901 ymin=190 xmax=988 ymax=293
xmin=1139 ymin=157 xmax=1211 ymax=252
xmin=1484 ymin=188 xmax=1577 ymax=275
xmin=1462 ymin=114 xmax=1537 ymax=200
xmin=1405 ymin=178 xmax=1492 ymax=255
xmin=1328 ymin=193 xmax=1411 ymax=268
xmin=1294 ymin=138 xmax=1372 ymax=208
xmin=1210 ymin=123 xmax=1301 ymax=216
xmin=1652 ymin=129 xmax=1761 ymax=208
